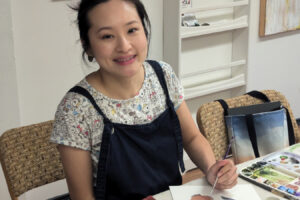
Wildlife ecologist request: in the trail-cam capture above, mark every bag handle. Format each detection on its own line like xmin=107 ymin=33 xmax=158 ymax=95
xmin=284 ymin=107 xmax=296 ymax=145
xmin=246 ymin=90 xmax=271 ymax=102
xmin=245 ymin=115 xmax=260 ymax=158
xmin=216 ymin=99 xmax=229 ymax=115
xmin=217 ymin=90 xmax=270 ymax=110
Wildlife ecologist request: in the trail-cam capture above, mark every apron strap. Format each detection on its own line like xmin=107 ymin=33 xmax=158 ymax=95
xmin=69 ymin=86 xmax=112 ymax=200
xmin=146 ymin=60 xmax=174 ymax=108
xmin=147 ymin=60 xmax=185 ymax=173
xmin=69 ymin=86 xmax=110 ymax=123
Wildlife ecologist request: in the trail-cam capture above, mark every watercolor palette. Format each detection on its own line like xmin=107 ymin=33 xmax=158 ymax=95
xmin=288 ymin=144 xmax=300 ymax=156
xmin=263 ymin=152 xmax=300 ymax=175
xmin=240 ymin=152 xmax=300 ymax=199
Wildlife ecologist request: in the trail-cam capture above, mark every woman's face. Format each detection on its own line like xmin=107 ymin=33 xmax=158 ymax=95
xmin=87 ymin=0 xmax=148 ymax=78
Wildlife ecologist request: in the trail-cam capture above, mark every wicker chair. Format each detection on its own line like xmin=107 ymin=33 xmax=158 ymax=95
xmin=196 ymin=90 xmax=300 ymax=162
xmin=0 ymin=120 xmax=65 ymax=200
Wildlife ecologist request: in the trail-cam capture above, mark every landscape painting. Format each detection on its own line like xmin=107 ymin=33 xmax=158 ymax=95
xmin=260 ymin=0 xmax=300 ymax=36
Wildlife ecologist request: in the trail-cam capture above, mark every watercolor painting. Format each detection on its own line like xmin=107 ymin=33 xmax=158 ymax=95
xmin=260 ymin=0 xmax=300 ymax=36
xmin=169 ymin=185 xmax=261 ymax=200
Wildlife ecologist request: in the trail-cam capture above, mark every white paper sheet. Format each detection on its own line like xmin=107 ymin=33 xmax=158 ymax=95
xmin=169 ymin=184 xmax=261 ymax=200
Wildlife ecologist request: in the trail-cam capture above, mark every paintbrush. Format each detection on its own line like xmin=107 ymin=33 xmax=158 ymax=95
xmin=209 ymin=136 xmax=234 ymax=195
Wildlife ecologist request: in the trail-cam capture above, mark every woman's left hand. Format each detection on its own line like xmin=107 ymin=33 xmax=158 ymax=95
xmin=206 ymin=159 xmax=238 ymax=190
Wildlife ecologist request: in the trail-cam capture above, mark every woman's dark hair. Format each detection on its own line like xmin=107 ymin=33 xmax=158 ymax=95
xmin=72 ymin=0 xmax=151 ymax=61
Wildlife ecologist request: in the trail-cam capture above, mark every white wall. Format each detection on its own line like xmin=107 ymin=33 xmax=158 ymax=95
xmin=247 ymin=1 xmax=300 ymax=118
xmin=0 ymin=0 xmax=20 ymax=137
xmin=0 ymin=0 xmax=20 ymax=199
xmin=11 ymin=0 xmax=84 ymax=126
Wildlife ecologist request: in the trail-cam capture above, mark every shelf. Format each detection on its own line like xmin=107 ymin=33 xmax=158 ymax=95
xmin=181 ymin=16 xmax=248 ymax=39
xmin=184 ymin=74 xmax=246 ymax=100
xmin=196 ymin=9 xmax=234 ymax=19
xmin=181 ymin=60 xmax=246 ymax=79
xmin=163 ymin=0 xmax=249 ymax=101
xmin=181 ymin=0 xmax=249 ymax=14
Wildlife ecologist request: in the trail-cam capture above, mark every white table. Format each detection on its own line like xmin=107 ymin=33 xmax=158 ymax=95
xmin=153 ymin=158 xmax=287 ymax=200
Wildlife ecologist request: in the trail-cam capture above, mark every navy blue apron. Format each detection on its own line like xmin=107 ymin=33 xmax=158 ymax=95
xmin=69 ymin=60 xmax=185 ymax=200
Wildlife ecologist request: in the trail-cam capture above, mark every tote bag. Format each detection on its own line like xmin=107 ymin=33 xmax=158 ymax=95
xmin=217 ymin=91 xmax=295 ymax=164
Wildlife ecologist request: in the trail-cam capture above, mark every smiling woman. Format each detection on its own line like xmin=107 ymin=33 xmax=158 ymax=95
xmin=49 ymin=0 xmax=237 ymax=199
xmin=84 ymin=0 xmax=149 ymax=99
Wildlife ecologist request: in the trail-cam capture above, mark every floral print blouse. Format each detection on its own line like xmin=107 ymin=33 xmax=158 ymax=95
xmin=50 ymin=61 xmax=184 ymax=185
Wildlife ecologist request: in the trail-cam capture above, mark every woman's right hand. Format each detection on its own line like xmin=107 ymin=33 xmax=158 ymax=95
xmin=206 ymin=159 xmax=238 ymax=190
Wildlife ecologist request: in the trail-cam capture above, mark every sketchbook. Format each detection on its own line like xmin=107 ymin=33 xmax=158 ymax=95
xmin=239 ymin=143 xmax=300 ymax=200
xmin=169 ymin=184 xmax=261 ymax=200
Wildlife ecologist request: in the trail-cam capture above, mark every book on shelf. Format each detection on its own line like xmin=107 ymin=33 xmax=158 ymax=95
xmin=181 ymin=0 xmax=192 ymax=9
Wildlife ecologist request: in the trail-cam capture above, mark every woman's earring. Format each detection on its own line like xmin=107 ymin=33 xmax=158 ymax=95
xmin=88 ymin=56 xmax=93 ymax=62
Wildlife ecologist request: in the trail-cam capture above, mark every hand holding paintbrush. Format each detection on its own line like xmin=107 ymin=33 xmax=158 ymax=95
xmin=208 ymin=136 xmax=236 ymax=195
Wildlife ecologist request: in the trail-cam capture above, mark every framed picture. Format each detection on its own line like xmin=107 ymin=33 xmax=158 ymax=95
xmin=181 ymin=0 xmax=192 ymax=9
xmin=259 ymin=0 xmax=300 ymax=37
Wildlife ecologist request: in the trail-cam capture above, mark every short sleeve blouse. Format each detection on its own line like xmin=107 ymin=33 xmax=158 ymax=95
xmin=50 ymin=61 xmax=184 ymax=184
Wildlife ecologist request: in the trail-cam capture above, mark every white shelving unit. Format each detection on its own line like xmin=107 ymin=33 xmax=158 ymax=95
xmin=181 ymin=0 xmax=249 ymax=13
xmin=163 ymin=0 xmax=250 ymax=100
xmin=181 ymin=16 xmax=248 ymax=38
